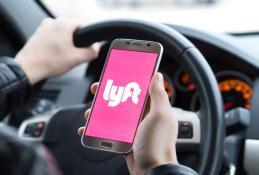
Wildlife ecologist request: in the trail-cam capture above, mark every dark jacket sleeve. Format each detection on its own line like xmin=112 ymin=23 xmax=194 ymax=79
xmin=0 ymin=124 xmax=61 ymax=175
xmin=0 ymin=57 xmax=31 ymax=120
xmin=145 ymin=164 xmax=198 ymax=175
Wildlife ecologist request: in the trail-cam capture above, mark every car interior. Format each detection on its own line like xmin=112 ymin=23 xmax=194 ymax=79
xmin=0 ymin=0 xmax=259 ymax=175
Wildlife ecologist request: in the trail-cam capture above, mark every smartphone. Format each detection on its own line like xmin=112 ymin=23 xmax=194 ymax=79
xmin=81 ymin=39 xmax=163 ymax=154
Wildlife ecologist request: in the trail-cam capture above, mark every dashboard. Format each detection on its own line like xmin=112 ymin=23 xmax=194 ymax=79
xmin=85 ymin=42 xmax=254 ymax=113
xmin=165 ymin=69 xmax=253 ymax=112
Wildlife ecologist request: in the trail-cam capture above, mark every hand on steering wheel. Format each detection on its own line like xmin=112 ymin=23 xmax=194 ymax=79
xmin=78 ymin=73 xmax=178 ymax=175
xmin=15 ymin=18 xmax=100 ymax=85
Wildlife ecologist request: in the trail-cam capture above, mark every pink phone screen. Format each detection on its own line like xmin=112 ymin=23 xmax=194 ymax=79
xmin=85 ymin=49 xmax=158 ymax=143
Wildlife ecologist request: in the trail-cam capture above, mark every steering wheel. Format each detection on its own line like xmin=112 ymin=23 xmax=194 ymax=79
xmin=18 ymin=19 xmax=224 ymax=175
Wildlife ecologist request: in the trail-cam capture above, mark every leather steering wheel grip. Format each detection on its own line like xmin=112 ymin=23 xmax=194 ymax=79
xmin=73 ymin=19 xmax=225 ymax=175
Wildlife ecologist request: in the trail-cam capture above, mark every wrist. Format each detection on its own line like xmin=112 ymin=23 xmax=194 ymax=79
xmin=139 ymin=152 xmax=178 ymax=174
xmin=15 ymin=54 xmax=45 ymax=85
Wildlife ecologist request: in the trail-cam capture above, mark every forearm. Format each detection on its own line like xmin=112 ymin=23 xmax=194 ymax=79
xmin=0 ymin=57 xmax=31 ymax=120
xmin=145 ymin=164 xmax=198 ymax=175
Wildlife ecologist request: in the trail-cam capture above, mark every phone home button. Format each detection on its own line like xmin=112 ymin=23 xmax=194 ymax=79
xmin=100 ymin=141 xmax=113 ymax=149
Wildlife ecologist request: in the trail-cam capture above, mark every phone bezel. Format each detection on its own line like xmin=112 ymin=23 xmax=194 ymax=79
xmin=81 ymin=38 xmax=163 ymax=154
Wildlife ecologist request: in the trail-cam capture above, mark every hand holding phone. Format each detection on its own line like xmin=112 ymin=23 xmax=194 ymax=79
xmin=81 ymin=39 xmax=163 ymax=153
xmin=79 ymin=73 xmax=178 ymax=175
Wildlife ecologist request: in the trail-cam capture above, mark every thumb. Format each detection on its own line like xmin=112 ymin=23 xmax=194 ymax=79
xmin=149 ymin=73 xmax=170 ymax=110
xmin=75 ymin=42 xmax=101 ymax=63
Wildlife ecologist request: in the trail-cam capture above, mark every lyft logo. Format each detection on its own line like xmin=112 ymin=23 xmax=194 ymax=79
xmin=103 ymin=79 xmax=141 ymax=107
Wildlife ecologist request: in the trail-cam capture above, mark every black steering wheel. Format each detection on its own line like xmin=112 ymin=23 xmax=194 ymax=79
xmin=19 ymin=19 xmax=225 ymax=175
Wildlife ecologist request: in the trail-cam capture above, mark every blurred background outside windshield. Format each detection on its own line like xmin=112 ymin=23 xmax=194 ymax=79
xmin=42 ymin=0 xmax=259 ymax=33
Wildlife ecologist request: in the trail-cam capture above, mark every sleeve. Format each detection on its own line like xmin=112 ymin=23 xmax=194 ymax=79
xmin=0 ymin=57 xmax=31 ymax=120
xmin=145 ymin=164 xmax=199 ymax=175
xmin=0 ymin=124 xmax=62 ymax=175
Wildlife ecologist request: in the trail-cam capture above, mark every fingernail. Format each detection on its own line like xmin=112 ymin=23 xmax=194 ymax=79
xmin=156 ymin=72 xmax=163 ymax=82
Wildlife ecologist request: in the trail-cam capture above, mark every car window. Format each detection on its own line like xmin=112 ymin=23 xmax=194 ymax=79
xmin=41 ymin=0 xmax=259 ymax=33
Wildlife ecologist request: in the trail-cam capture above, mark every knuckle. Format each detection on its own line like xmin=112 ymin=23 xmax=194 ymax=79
xmin=152 ymin=109 xmax=165 ymax=120
xmin=157 ymin=90 xmax=165 ymax=98
xmin=155 ymin=88 xmax=168 ymax=99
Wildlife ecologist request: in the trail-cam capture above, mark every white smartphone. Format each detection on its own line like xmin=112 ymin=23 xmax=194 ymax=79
xmin=81 ymin=38 xmax=163 ymax=154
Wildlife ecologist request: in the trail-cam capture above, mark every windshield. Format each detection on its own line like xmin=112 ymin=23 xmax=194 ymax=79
xmin=41 ymin=0 xmax=259 ymax=33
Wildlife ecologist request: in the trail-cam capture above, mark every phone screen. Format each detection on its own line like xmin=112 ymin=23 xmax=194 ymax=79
xmin=85 ymin=49 xmax=158 ymax=143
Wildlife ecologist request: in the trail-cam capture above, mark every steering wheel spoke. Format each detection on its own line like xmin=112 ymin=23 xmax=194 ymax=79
xmin=18 ymin=108 xmax=61 ymax=142
xmin=172 ymin=108 xmax=201 ymax=152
